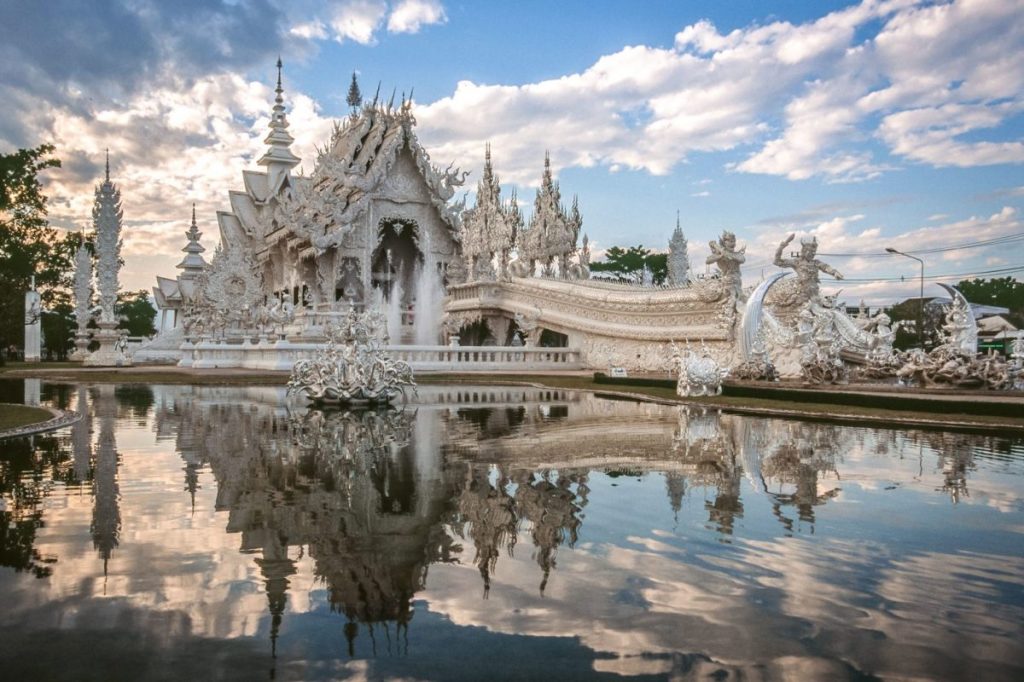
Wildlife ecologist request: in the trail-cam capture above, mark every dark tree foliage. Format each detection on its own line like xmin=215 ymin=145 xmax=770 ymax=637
xmin=0 ymin=144 xmax=72 ymax=361
xmin=41 ymin=302 xmax=74 ymax=360
xmin=116 ymin=289 xmax=157 ymax=337
xmin=346 ymin=72 xmax=362 ymax=109
xmin=956 ymin=277 xmax=1023 ymax=314
xmin=889 ymin=298 xmax=954 ymax=351
xmin=0 ymin=434 xmax=70 ymax=578
xmin=589 ymin=245 xmax=667 ymax=284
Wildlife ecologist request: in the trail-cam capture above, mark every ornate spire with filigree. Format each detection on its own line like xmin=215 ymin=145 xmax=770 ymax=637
xmin=177 ymin=203 xmax=208 ymax=280
xmin=668 ymin=211 xmax=689 ymax=285
xmin=258 ymin=57 xmax=301 ymax=196
xmin=461 ymin=144 xmax=521 ymax=280
xmin=517 ymin=153 xmax=581 ymax=276
xmin=73 ymin=231 xmax=92 ymax=334
xmin=93 ymin=156 xmax=123 ymax=325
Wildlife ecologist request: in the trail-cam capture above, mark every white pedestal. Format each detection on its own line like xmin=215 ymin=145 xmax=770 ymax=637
xmin=83 ymin=323 xmax=133 ymax=367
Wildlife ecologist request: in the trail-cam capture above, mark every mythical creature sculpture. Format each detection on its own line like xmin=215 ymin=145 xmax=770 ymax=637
xmin=705 ymin=231 xmax=745 ymax=302
xmin=894 ymin=288 xmax=1010 ymax=390
xmin=731 ymin=329 xmax=778 ymax=381
xmin=286 ymin=309 xmax=416 ymax=406
xmin=670 ymin=341 xmax=728 ymax=397
xmin=796 ymin=304 xmax=847 ymax=384
xmin=771 ymin=234 xmax=843 ymax=309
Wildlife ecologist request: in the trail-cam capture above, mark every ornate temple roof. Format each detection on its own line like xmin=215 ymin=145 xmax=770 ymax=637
xmin=461 ymin=144 xmax=522 ymax=259
xmin=518 ymin=153 xmax=582 ymax=261
xmin=216 ymin=69 xmax=467 ymax=259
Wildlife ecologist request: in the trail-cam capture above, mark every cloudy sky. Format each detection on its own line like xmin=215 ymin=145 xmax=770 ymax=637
xmin=1 ymin=0 xmax=1022 ymax=304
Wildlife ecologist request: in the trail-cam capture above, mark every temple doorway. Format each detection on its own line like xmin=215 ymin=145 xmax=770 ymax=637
xmin=371 ymin=218 xmax=423 ymax=305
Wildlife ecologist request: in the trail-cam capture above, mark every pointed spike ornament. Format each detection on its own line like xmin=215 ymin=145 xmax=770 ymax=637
xmin=258 ymin=57 xmax=301 ymax=195
xmin=178 ymin=203 xmax=207 ymax=280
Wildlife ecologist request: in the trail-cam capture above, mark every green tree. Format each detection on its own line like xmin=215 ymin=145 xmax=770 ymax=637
xmin=41 ymin=302 xmax=74 ymax=360
xmin=116 ymin=289 xmax=156 ymax=337
xmin=346 ymin=72 xmax=362 ymax=110
xmin=956 ymin=277 xmax=1023 ymax=314
xmin=589 ymin=245 xmax=667 ymax=284
xmin=0 ymin=144 xmax=70 ymax=362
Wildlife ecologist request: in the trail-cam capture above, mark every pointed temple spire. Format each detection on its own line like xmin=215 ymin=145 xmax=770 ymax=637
xmin=667 ymin=211 xmax=689 ymax=286
xmin=177 ymin=203 xmax=208 ymax=280
xmin=258 ymin=57 xmax=301 ymax=196
xmin=93 ymin=155 xmax=123 ymax=325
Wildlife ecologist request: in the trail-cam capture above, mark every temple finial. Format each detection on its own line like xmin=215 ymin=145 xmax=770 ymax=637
xmin=676 ymin=210 xmax=680 ymax=229
xmin=104 ymin=148 xmax=110 ymax=182
xmin=191 ymin=202 xmax=197 ymax=225
xmin=275 ymin=57 xmax=284 ymax=105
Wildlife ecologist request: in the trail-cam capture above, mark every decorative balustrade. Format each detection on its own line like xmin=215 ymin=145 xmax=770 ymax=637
xmin=180 ymin=339 xmax=581 ymax=371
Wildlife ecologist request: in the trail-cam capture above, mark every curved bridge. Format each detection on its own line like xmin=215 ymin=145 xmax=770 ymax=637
xmin=445 ymin=277 xmax=736 ymax=371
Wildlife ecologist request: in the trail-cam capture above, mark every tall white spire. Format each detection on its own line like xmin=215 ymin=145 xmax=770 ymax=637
xmin=93 ymin=155 xmax=123 ymax=325
xmin=258 ymin=57 xmax=301 ymax=196
xmin=177 ymin=203 xmax=208 ymax=280
xmin=667 ymin=211 xmax=689 ymax=286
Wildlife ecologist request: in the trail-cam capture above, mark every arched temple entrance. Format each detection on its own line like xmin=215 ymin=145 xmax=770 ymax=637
xmin=371 ymin=218 xmax=423 ymax=305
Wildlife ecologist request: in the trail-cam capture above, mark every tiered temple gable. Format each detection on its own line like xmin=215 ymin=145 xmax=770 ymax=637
xmin=215 ymin=66 xmax=467 ymax=312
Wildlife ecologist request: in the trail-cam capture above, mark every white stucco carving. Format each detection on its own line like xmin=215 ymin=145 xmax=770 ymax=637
xmin=71 ymin=237 xmax=93 ymax=361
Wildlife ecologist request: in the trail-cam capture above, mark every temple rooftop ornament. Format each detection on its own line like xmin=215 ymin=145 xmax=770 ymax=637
xmin=460 ymin=144 xmax=522 ymax=281
xmin=258 ymin=57 xmax=301 ymax=197
xmin=177 ymin=204 xmax=208 ymax=279
xmin=516 ymin=152 xmax=583 ymax=278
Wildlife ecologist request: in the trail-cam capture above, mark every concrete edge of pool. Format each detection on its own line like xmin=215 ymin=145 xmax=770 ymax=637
xmin=4 ymin=365 xmax=1024 ymax=435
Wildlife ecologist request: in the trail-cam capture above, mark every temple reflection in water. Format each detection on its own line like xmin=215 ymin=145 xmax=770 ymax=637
xmin=144 ymin=385 xmax=975 ymax=650
xmin=1 ymin=382 xmax=1020 ymax=680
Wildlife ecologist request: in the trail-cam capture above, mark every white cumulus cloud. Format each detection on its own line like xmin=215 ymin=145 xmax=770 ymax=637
xmin=387 ymin=0 xmax=447 ymax=34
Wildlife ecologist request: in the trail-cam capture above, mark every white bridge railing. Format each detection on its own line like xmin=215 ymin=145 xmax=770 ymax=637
xmin=180 ymin=340 xmax=582 ymax=372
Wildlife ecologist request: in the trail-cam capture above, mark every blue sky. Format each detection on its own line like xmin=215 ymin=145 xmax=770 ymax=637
xmin=0 ymin=0 xmax=1021 ymax=303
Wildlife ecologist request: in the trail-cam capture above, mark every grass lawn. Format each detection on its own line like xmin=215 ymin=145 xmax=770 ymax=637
xmin=0 ymin=404 xmax=54 ymax=431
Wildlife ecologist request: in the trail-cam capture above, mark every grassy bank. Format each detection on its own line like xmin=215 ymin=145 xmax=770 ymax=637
xmin=0 ymin=404 xmax=55 ymax=431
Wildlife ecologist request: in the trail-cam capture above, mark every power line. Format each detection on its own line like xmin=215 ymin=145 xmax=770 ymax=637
xmin=817 ymin=232 xmax=1024 ymax=257
xmin=823 ymin=264 xmax=1024 ymax=283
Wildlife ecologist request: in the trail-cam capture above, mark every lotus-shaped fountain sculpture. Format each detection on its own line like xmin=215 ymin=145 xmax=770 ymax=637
xmin=287 ymin=309 xmax=416 ymax=406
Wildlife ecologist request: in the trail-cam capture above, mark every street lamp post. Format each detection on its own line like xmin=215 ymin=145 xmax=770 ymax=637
xmin=886 ymin=247 xmax=925 ymax=348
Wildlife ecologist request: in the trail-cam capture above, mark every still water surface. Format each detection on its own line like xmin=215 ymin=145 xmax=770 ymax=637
xmin=0 ymin=382 xmax=1022 ymax=681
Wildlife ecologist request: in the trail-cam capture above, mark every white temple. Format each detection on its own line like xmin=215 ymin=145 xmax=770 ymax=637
xmin=137 ymin=62 xmax=982 ymax=382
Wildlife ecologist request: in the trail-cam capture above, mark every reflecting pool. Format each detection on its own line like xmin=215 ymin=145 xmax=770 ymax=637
xmin=1 ymin=382 xmax=1023 ymax=681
